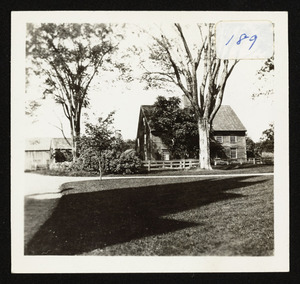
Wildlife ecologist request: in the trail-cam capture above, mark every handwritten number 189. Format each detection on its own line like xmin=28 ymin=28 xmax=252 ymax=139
xmin=225 ymin=33 xmax=257 ymax=50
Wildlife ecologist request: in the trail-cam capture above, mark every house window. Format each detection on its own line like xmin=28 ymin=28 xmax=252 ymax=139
xmin=144 ymin=134 xmax=147 ymax=145
xmin=137 ymin=138 xmax=140 ymax=147
xmin=230 ymin=148 xmax=237 ymax=159
xmin=216 ymin=136 xmax=223 ymax=143
xmin=230 ymin=136 xmax=237 ymax=143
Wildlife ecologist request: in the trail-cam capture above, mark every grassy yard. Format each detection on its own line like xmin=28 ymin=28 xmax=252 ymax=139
xmin=25 ymin=174 xmax=274 ymax=256
xmin=27 ymin=164 xmax=273 ymax=177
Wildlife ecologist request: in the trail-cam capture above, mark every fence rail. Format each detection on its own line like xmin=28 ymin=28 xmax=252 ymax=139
xmin=141 ymin=159 xmax=199 ymax=171
xmin=142 ymin=157 xmax=273 ymax=171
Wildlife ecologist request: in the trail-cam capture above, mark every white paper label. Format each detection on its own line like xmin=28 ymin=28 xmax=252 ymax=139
xmin=216 ymin=21 xmax=274 ymax=59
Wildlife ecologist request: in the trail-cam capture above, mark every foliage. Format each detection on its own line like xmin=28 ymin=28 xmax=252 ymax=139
xmin=150 ymin=96 xmax=198 ymax=159
xmin=101 ymin=149 xmax=142 ymax=174
xmin=74 ymin=112 xmax=116 ymax=175
xmin=257 ymin=123 xmax=274 ymax=153
xmin=252 ymin=57 xmax=274 ymax=98
xmin=246 ymin=136 xmax=257 ymax=158
xmin=150 ymin=96 xmax=225 ymax=159
xmin=52 ymin=149 xmax=73 ymax=163
xmin=73 ymin=148 xmax=141 ymax=175
xmin=120 ymin=139 xmax=137 ymax=152
xmin=73 ymin=113 xmax=141 ymax=175
xmin=141 ymin=24 xmax=239 ymax=169
xmin=49 ymin=161 xmax=73 ymax=172
xmin=26 ymin=23 xmax=122 ymax=157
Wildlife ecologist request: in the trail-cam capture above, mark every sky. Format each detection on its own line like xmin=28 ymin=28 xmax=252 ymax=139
xmin=24 ymin=23 xmax=274 ymax=143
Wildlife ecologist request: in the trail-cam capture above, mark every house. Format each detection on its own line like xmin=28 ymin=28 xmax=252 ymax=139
xmin=136 ymin=104 xmax=247 ymax=163
xmin=136 ymin=105 xmax=170 ymax=161
xmin=50 ymin=138 xmax=72 ymax=163
xmin=25 ymin=138 xmax=51 ymax=170
xmin=211 ymin=105 xmax=247 ymax=163
xmin=25 ymin=137 xmax=73 ymax=170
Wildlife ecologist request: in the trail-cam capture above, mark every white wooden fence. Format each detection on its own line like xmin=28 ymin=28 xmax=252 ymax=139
xmin=141 ymin=159 xmax=199 ymax=171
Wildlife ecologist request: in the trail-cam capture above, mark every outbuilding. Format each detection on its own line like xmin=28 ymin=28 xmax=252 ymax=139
xmin=25 ymin=138 xmax=51 ymax=170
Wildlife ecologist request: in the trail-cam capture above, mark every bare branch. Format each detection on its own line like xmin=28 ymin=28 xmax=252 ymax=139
xmin=174 ymin=23 xmax=193 ymax=64
xmin=195 ymin=36 xmax=207 ymax=70
xmin=158 ymin=35 xmax=191 ymax=98
xmin=209 ymin=60 xmax=239 ymax=123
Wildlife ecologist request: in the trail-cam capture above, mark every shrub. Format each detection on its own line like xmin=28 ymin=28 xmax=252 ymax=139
xmin=101 ymin=149 xmax=122 ymax=173
xmin=101 ymin=149 xmax=141 ymax=174
xmin=49 ymin=161 xmax=73 ymax=172
xmin=71 ymin=148 xmax=99 ymax=172
xmin=71 ymin=148 xmax=142 ymax=174
xmin=117 ymin=149 xmax=142 ymax=174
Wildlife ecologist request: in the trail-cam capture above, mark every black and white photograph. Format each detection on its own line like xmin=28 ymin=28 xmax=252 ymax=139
xmin=11 ymin=11 xmax=289 ymax=273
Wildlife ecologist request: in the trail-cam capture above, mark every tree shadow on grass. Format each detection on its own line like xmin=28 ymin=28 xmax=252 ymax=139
xmin=25 ymin=176 xmax=265 ymax=255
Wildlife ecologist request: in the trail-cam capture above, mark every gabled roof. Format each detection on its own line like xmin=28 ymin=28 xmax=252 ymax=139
xmin=25 ymin=138 xmax=51 ymax=151
xmin=140 ymin=105 xmax=155 ymax=130
xmin=51 ymin=138 xmax=72 ymax=149
xmin=212 ymin=105 xmax=246 ymax=131
xmin=140 ymin=104 xmax=246 ymax=132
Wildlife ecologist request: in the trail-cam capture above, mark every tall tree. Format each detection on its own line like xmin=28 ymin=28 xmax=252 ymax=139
xmin=26 ymin=23 xmax=122 ymax=160
xmin=142 ymin=24 xmax=238 ymax=169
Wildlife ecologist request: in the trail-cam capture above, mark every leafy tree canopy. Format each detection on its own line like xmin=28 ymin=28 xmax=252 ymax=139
xmin=258 ymin=123 xmax=274 ymax=153
xmin=26 ymin=23 xmax=123 ymax=159
xmin=150 ymin=96 xmax=222 ymax=159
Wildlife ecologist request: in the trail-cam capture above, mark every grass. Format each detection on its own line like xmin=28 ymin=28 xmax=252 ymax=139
xmin=27 ymin=164 xmax=273 ymax=177
xmin=24 ymin=174 xmax=274 ymax=256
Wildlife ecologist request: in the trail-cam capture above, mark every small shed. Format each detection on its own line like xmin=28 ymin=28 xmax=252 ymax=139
xmin=25 ymin=138 xmax=51 ymax=170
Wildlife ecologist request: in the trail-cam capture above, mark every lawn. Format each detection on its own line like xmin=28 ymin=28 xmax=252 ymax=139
xmin=27 ymin=164 xmax=273 ymax=177
xmin=24 ymin=174 xmax=274 ymax=256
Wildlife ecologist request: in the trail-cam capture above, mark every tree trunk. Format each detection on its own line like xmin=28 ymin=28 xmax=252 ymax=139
xmin=70 ymin=126 xmax=77 ymax=163
xmin=99 ymin=159 xmax=102 ymax=181
xmin=198 ymin=118 xmax=212 ymax=170
xmin=69 ymin=117 xmax=80 ymax=163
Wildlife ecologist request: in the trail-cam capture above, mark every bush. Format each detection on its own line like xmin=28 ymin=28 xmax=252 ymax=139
xmin=71 ymin=148 xmax=99 ymax=172
xmin=49 ymin=161 xmax=73 ymax=172
xmin=101 ymin=149 xmax=142 ymax=174
xmin=71 ymin=148 xmax=141 ymax=175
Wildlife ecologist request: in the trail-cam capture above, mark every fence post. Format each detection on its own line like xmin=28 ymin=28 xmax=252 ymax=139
xmin=148 ymin=160 xmax=151 ymax=172
xmin=183 ymin=160 xmax=186 ymax=169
